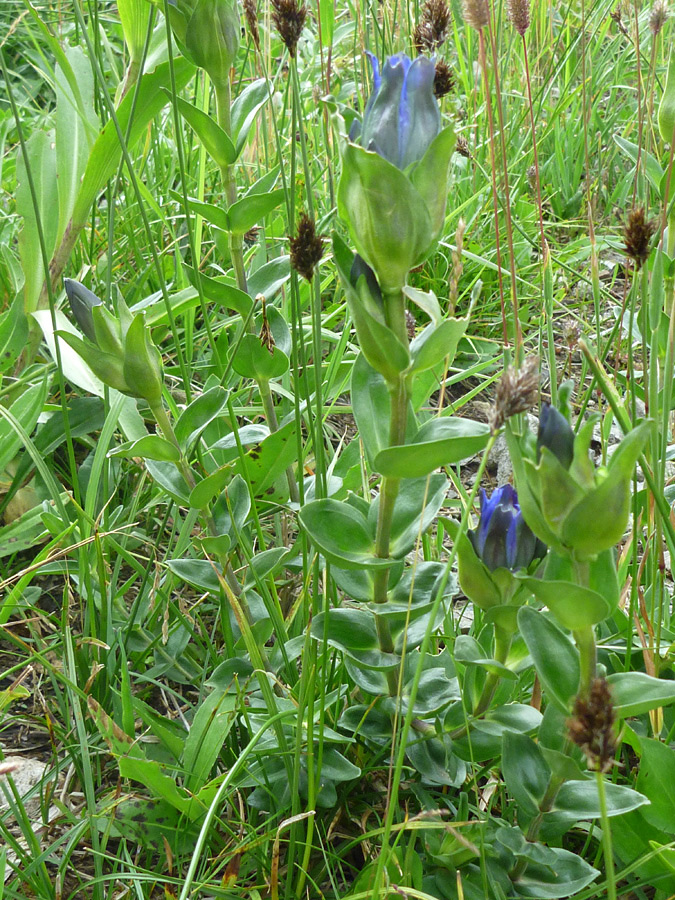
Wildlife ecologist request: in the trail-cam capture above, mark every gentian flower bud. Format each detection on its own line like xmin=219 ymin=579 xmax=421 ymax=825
xmin=360 ymin=53 xmax=440 ymax=170
xmin=64 ymin=278 xmax=102 ymax=344
xmin=166 ymin=0 xmax=240 ymax=86
xmin=468 ymin=485 xmax=545 ymax=572
xmin=60 ymin=279 xmax=164 ymax=407
xmin=337 ymin=52 xmax=455 ymax=294
xmin=537 ymin=403 xmax=575 ymax=469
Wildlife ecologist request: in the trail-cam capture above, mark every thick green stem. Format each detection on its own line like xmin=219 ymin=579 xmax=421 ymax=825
xmin=574 ymin=624 xmax=597 ymax=699
xmin=371 ymin=290 xmax=410 ymax=695
xmin=473 ymin=627 xmax=512 ymax=717
xmin=215 ymin=80 xmax=248 ymax=295
xmin=260 ymin=378 xmax=300 ymax=504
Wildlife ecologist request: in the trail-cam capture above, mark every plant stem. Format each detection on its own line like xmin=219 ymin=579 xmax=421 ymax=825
xmin=371 ymin=289 xmax=411 ymax=695
xmin=215 ymin=80 xmax=248 ymax=295
xmin=473 ymin=626 xmax=512 ymax=717
xmin=596 ymin=769 xmax=618 ymax=900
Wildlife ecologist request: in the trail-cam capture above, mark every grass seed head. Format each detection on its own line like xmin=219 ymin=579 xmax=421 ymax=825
xmin=243 ymin=0 xmax=260 ymax=49
xmin=434 ymin=60 xmax=455 ymax=98
xmin=414 ymin=0 xmax=452 ymax=52
xmin=489 ymin=356 xmax=540 ymax=434
xmin=290 ymin=213 xmax=324 ymax=281
xmin=568 ymin=677 xmax=617 ymax=773
xmin=271 ymin=0 xmax=307 ymax=57
xmin=462 ymin=0 xmax=489 ymax=31
xmin=624 ymin=207 xmax=657 ymax=269
xmin=506 ymin=0 xmax=530 ymax=35
xmin=650 ymin=0 xmax=669 ymax=35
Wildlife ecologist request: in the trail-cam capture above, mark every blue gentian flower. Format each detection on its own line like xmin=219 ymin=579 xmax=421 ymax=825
xmin=468 ymin=484 xmax=546 ymax=572
xmin=358 ymin=53 xmax=440 ymax=170
xmin=537 ymin=403 xmax=575 ymax=469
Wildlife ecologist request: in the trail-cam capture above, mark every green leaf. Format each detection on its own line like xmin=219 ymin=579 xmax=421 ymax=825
xmin=636 ymin=738 xmax=675 ymax=832
xmin=233 ymin=419 xmax=297 ymax=497
xmin=552 ymin=779 xmax=649 ymax=818
xmin=374 ymin=416 xmax=490 ymax=478
xmin=172 ymin=94 xmax=236 ymax=166
xmin=299 ymin=499 xmax=392 ymax=570
xmin=231 ymin=333 xmax=289 ymax=380
xmin=0 ymin=381 xmax=48 ymax=476
xmin=108 ymin=434 xmax=180 ymax=462
xmin=561 ymin=420 xmax=652 ymax=557
xmin=55 ymin=48 xmax=97 ymax=243
xmin=517 ymin=576 xmax=610 ymax=629
xmin=503 ymin=733 xmax=551 ymax=819
xmin=607 ymin=671 xmax=675 ymax=717
xmin=372 ymin=474 xmax=447 ymax=557
xmin=183 ymin=265 xmax=252 ymax=317
xmin=231 ymin=79 xmax=269 ymax=156
xmin=182 ymin=689 xmax=237 ymax=792
xmin=351 ymin=353 xmax=392 ymax=470
xmin=443 ymin=517 xmax=502 ymax=610
xmin=518 ymin=607 xmax=580 ymax=712
xmin=188 ymin=466 xmax=231 ymax=510
xmin=310 ymin=608 xmax=399 ymax=669
xmin=402 ymin=285 xmax=442 ymax=326
xmin=614 ymin=135 xmax=663 ymax=193
xmin=408 ymin=315 xmax=469 ymax=375
xmin=0 ymin=295 xmax=28 ymax=375
xmin=318 ymin=0 xmax=334 ymax=45
xmin=227 ymin=190 xmax=285 ymax=235
xmin=16 ymin=130 xmax=58 ymax=315
xmin=338 ymin=142 xmax=432 ymax=293
xmin=183 ymin=195 xmax=230 ymax=230
xmin=174 ymin=386 xmax=229 ymax=451
xmin=410 ymin=125 xmax=455 ymax=237
xmin=247 ymin=255 xmax=291 ymax=299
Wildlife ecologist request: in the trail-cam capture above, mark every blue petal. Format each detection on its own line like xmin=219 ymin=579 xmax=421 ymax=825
xmin=398 ymin=55 xmax=440 ymax=168
xmin=367 ymin=51 xmax=381 ymax=92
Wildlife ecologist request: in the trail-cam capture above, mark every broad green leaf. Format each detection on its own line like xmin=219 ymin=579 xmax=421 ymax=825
xmin=636 ymin=738 xmax=675 ymax=832
xmin=310 ymin=608 xmax=399 ymax=669
xmin=371 ymin=474 xmax=447 ymax=557
xmin=55 ymin=47 xmax=97 ymax=243
xmin=318 ymin=0 xmax=335 ymax=45
xmin=227 ymin=190 xmax=285 ymax=235
xmin=183 ymin=689 xmax=237 ymax=792
xmin=17 ymin=130 xmax=58 ymax=315
xmin=518 ymin=607 xmax=580 ymax=712
xmin=503 ymin=733 xmax=551 ymax=819
xmin=184 ymin=195 xmax=230 ymax=230
xmin=172 ymin=95 xmax=236 ymax=166
xmin=231 ymin=79 xmax=269 ymax=155
xmin=608 ymin=671 xmax=675 ymax=717
xmin=614 ymin=135 xmax=663 ymax=193
xmin=233 ymin=419 xmax=297 ymax=497
xmin=231 ymin=333 xmax=289 ymax=380
xmin=174 ymin=386 xmax=229 ymax=450
xmin=0 ymin=381 xmax=47 ymax=476
xmin=182 ymin=265 xmax=252 ymax=317
xmin=0 ymin=295 xmax=28 ymax=375
xmin=108 ymin=434 xmax=180 ymax=462
xmin=402 ymin=285 xmax=442 ymax=326
xmin=299 ymin=499 xmax=392 ymax=570
xmin=517 ymin=576 xmax=610 ymax=629
xmin=408 ymin=316 xmax=469 ymax=374
xmin=374 ymin=416 xmax=489 ymax=478
xmin=553 ymin=779 xmax=649 ymax=818
xmin=351 ymin=353 xmax=392 ymax=469
xmin=247 ymin=255 xmax=291 ymax=299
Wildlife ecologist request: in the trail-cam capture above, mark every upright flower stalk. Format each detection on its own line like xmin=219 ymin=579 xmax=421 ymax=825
xmin=336 ymin=52 xmax=455 ymax=606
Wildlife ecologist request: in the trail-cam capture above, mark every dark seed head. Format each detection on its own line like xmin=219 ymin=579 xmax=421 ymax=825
xmin=489 ymin=356 xmax=540 ymax=434
xmin=567 ymin=676 xmax=617 ymax=773
xmin=433 ymin=60 xmax=455 ymax=98
xmin=271 ymin=0 xmax=307 ymax=57
xmin=243 ymin=0 xmax=260 ymax=50
xmin=289 ymin=213 xmax=324 ymax=281
xmin=455 ymin=135 xmax=471 ymax=158
xmin=624 ymin=207 xmax=657 ymax=269
xmin=414 ymin=0 xmax=452 ymax=52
